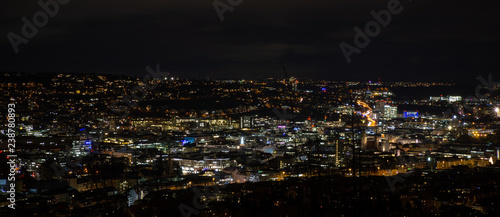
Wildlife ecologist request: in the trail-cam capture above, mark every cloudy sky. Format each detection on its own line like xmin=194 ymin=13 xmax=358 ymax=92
xmin=0 ymin=0 xmax=499 ymax=82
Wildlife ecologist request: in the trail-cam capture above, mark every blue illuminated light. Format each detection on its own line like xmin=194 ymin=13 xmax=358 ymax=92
xmin=182 ymin=137 xmax=196 ymax=146
xmin=403 ymin=111 xmax=419 ymax=118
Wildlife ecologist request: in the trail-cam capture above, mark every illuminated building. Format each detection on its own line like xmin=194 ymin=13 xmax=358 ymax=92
xmin=289 ymin=77 xmax=299 ymax=91
xmin=173 ymin=157 xmax=235 ymax=174
xmin=383 ymin=105 xmax=398 ymax=120
xmin=403 ymin=111 xmax=419 ymax=118
xmin=240 ymin=115 xmax=256 ymax=129
xmin=71 ymin=140 xmax=92 ymax=157
xmin=448 ymin=96 xmax=462 ymax=103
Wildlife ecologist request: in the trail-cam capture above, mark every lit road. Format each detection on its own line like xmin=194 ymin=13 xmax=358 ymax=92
xmin=357 ymin=100 xmax=376 ymax=127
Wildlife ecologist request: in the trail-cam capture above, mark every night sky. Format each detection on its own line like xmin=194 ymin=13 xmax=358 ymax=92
xmin=1 ymin=0 xmax=499 ymax=83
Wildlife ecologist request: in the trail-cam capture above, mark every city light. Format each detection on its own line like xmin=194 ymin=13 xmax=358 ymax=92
xmin=3 ymin=1 xmax=500 ymax=215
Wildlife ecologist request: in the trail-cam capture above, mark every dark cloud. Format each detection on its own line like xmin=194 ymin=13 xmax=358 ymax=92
xmin=0 ymin=0 xmax=499 ymax=83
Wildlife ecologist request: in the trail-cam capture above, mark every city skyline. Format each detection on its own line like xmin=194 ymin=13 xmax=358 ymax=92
xmin=1 ymin=70 xmax=499 ymax=216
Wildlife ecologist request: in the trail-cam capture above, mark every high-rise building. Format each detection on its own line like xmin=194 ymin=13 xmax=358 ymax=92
xmin=240 ymin=115 xmax=255 ymax=129
xmin=383 ymin=105 xmax=398 ymax=120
